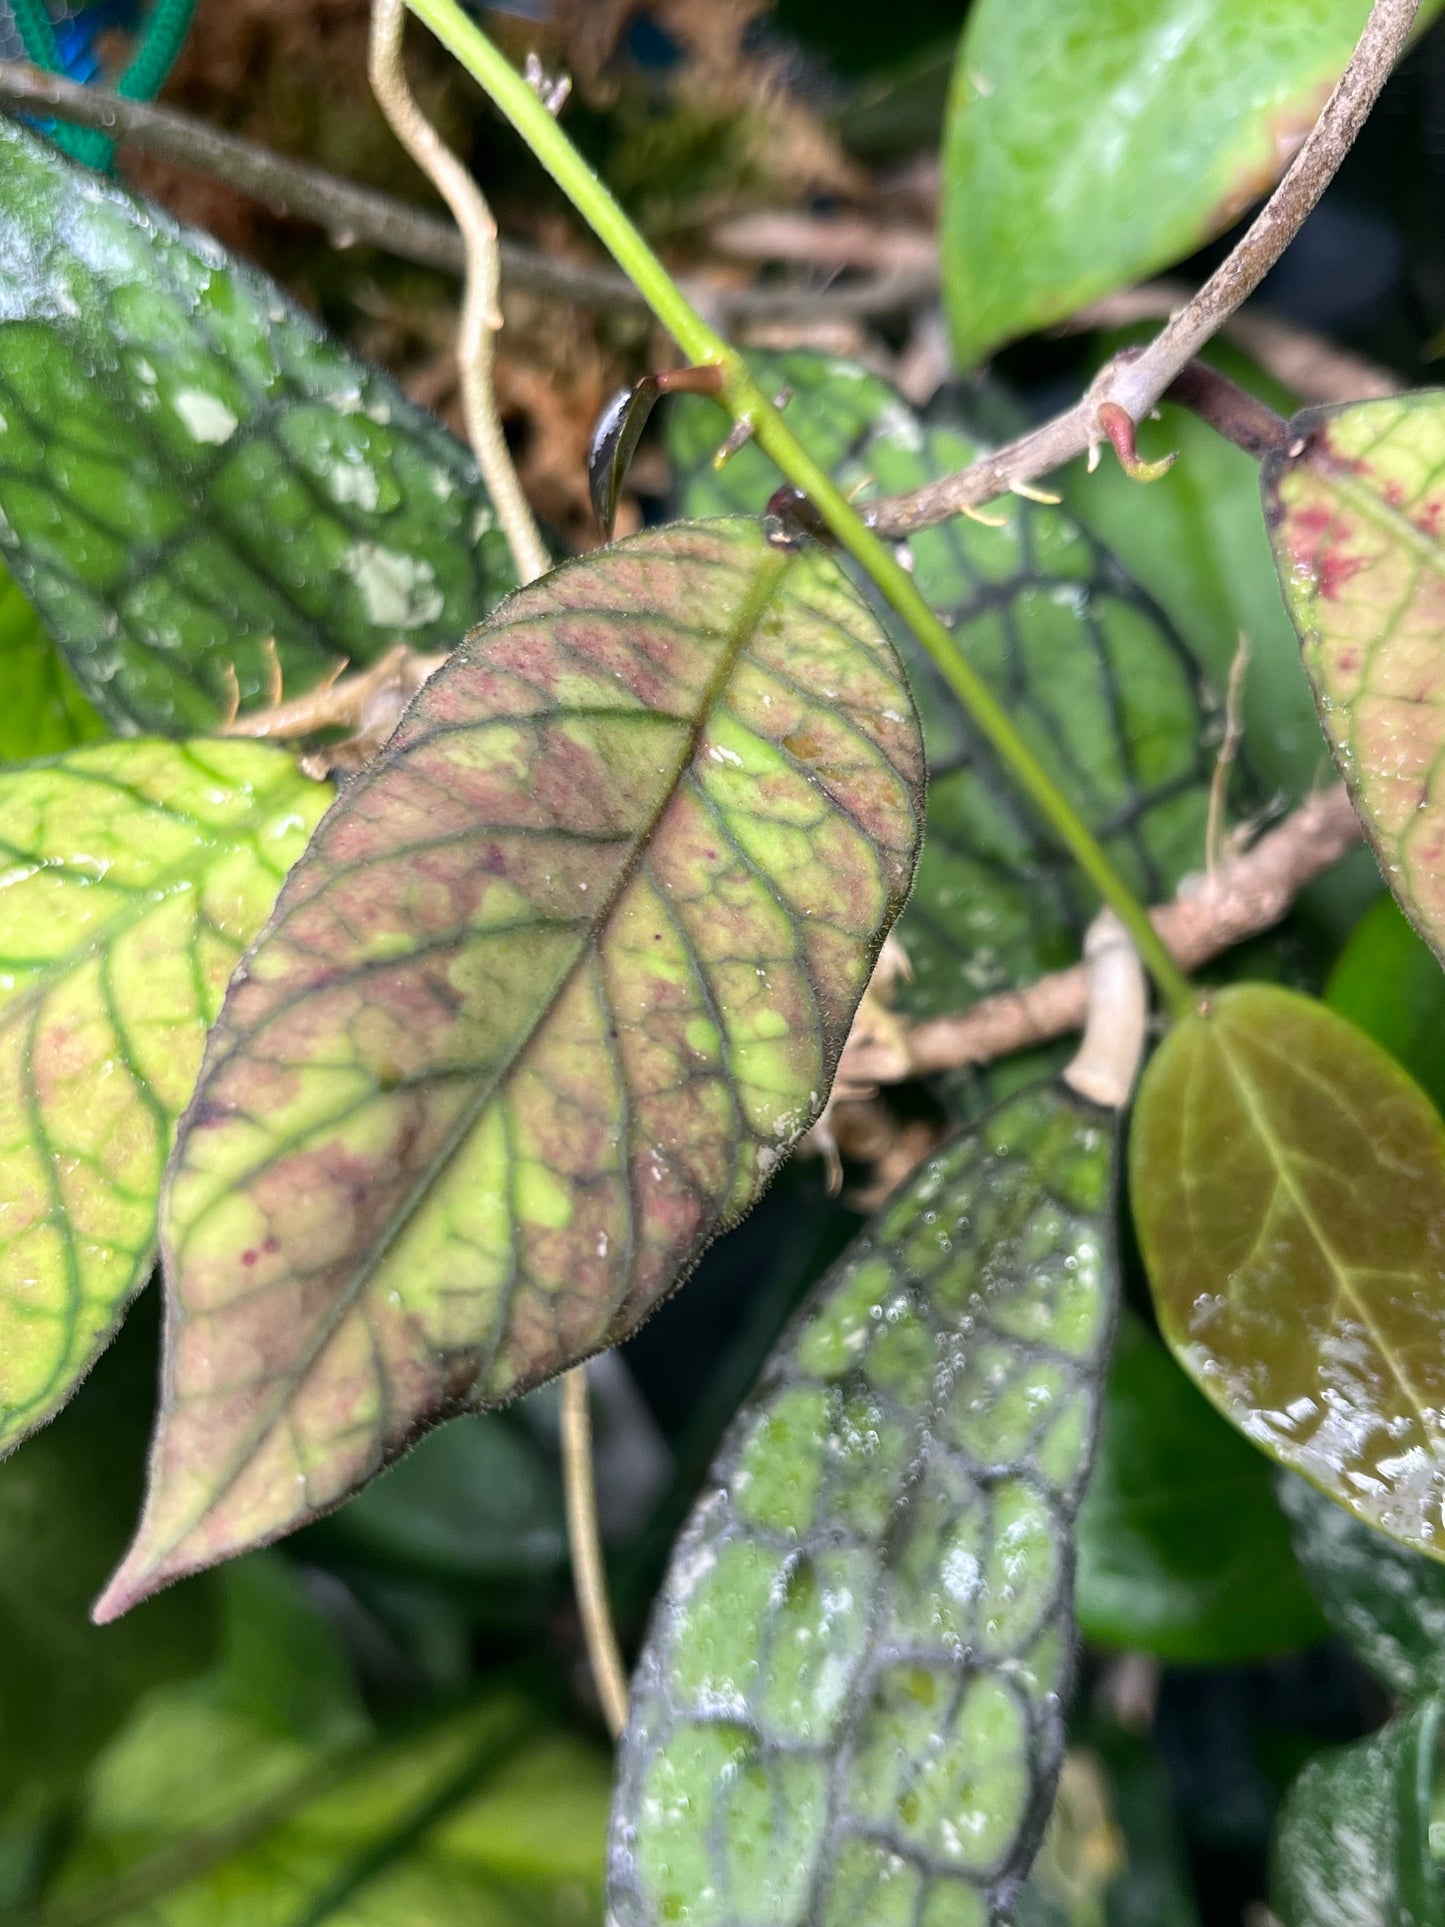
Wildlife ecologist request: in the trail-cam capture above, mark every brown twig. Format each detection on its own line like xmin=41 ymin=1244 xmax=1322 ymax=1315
xmin=0 ymin=61 xmax=930 ymax=325
xmin=862 ymin=786 xmax=1362 ymax=1081
xmin=862 ymin=0 xmax=1419 ymax=538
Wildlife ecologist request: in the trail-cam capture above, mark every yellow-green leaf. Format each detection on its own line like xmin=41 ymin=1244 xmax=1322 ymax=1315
xmin=1131 ymin=983 xmax=1445 ymax=1559
xmin=96 ymin=520 xmax=924 ymax=1619
xmin=0 ymin=740 xmax=328 ymax=1458
xmin=1263 ymin=391 xmax=1445 ymax=962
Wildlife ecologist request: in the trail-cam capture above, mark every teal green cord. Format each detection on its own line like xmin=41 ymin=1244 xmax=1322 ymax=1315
xmin=11 ymin=0 xmax=200 ymax=168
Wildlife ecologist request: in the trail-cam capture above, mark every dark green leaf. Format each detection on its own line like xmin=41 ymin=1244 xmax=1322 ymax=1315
xmin=0 ymin=1330 xmax=216 ymax=1806
xmin=0 ymin=116 xmax=516 ymax=733
xmin=1327 ymin=895 xmax=1445 ymax=1119
xmin=1278 ymin=1474 xmax=1445 ymax=1700
xmin=940 ymin=0 xmax=1442 ymax=367
xmin=0 ymin=739 xmax=329 ymax=1458
xmin=1131 ymin=983 xmax=1445 ymax=1559
xmin=1263 ymin=391 xmax=1445 ymax=963
xmin=0 ymin=563 xmax=105 ymax=761
xmin=609 ymin=1080 xmax=1117 ymax=1927
xmin=98 ymin=519 xmax=924 ymax=1617
xmin=672 ymin=352 xmax=1216 ymax=1049
xmin=1076 ymin=1310 xmax=1325 ymax=1662
xmin=1272 ymin=1698 xmax=1445 ymax=1927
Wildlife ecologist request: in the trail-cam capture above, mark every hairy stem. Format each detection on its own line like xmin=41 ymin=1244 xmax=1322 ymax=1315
xmin=369 ymin=0 xmax=549 ymax=585
xmin=403 ymin=0 xmax=1196 ymax=1016
xmin=560 ymin=1367 xmax=630 ymax=1740
xmin=861 ymin=0 xmax=1419 ymax=537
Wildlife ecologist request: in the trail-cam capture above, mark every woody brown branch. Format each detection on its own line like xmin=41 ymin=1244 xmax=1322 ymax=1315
xmin=848 ymin=785 xmax=1363 ymax=1086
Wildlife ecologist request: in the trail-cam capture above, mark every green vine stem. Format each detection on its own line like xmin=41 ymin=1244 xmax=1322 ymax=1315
xmin=404 ymin=0 xmax=1197 ymax=1021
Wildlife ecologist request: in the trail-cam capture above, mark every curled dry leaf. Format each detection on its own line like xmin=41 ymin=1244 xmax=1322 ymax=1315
xmin=609 ymin=1080 xmax=1117 ymax=1927
xmin=96 ymin=520 xmax=924 ymax=1620
xmin=0 ymin=741 xmax=327 ymax=1459
xmin=1132 ymin=983 xmax=1445 ymax=1560
xmin=1264 ymin=391 xmax=1445 ymax=960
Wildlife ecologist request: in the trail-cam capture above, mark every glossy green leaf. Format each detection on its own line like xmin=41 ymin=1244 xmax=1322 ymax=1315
xmin=1328 ymin=895 xmax=1445 ymax=1118
xmin=940 ymin=0 xmax=1442 ymax=367
xmin=1271 ymin=1698 xmax=1445 ymax=1927
xmin=0 ymin=115 xmax=516 ymax=733
xmin=97 ymin=519 xmax=924 ymax=1617
xmin=1279 ymin=1474 xmax=1445 ymax=1699
xmin=609 ymin=1080 xmax=1117 ymax=1927
xmin=0 ymin=739 xmax=328 ymax=1459
xmin=1131 ymin=982 xmax=1445 ymax=1559
xmin=0 ymin=1323 xmax=217 ymax=1806
xmin=1263 ymin=391 xmax=1445 ymax=962
xmin=672 ymin=353 xmax=1215 ymax=1038
xmin=1075 ymin=1310 xmax=1325 ymax=1662
xmin=0 ymin=563 xmax=105 ymax=762
xmin=46 ymin=1691 xmax=609 ymax=1925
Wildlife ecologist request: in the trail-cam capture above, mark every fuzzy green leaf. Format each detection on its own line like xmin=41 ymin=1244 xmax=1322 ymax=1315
xmin=1263 ymin=391 xmax=1445 ymax=963
xmin=96 ymin=520 xmax=923 ymax=1618
xmin=46 ymin=1690 xmax=609 ymax=1926
xmin=0 ymin=740 xmax=328 ymax=1458
xmin=0 ymin=564 xmax=105 ymax=762
xmin=940 ymin=0 xmax=1442 ymax=368
xmin=1131 ymin=983 xmax=1445 ymax=1559
xmin=0 ymin=115 xmax=516 ymax=734
xmin=609 ymin=1080 xmax=1116 ymax=1927
xmin=1272 ymin=1698 xmax=1445 ymax=1927
xmin=1075 ymin=1310 xmax=1324 ymax=1663
xmin=671 ymin=353 xmax=1215 ymax=1046
xmin=1279 ymin=1475 xmax=1445 ymax=1699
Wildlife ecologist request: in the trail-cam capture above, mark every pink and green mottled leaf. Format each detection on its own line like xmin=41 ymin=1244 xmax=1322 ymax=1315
xmin=1264 ymin=391 xmax=1445 ymax=961
xmin=1131 ymin=983 xmax=1445 ymax=1561
xmin=97 ymin=519 xmax=924 ymax=1620
xmin=0 ymin=741 xmax=327 ymax=1459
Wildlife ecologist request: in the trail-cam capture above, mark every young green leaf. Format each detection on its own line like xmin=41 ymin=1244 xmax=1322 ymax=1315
xmin=609 ymin=1081 xmax=1117 ymax=1927
xmin=672 ymin=352 xmax=1215 ymax=1039
xmin=0 ymin=739 xmax=327 ymax=1459
xmin=0 ymin=564 xmax=105 ymax=762
xmin=1271 ymin=1697 xmax=1445 ymax=1927
xmin=96 ymin=519 xmax=924 ymax=1619
xmin=940 ymin=0 xmax=1442 ymax=367
xmin=1131 ymin=983 xmax=1445 ymax=1559
xmin=1279 ymin=1475 xmax=1445 ymax=1699
xmin=0 ymin=115 xmax=516 ymax=734
xmin=1263 ymin=391 xmax=1445 ymax=963
xmin=48 ymin=1690 xmax=609 ymax=1925
xmin=1076 ymin=1310 xmax=1325 ymax=1663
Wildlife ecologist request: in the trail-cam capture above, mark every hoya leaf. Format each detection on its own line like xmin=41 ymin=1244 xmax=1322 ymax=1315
xmin=97 ymin=519 xmax=923 ymax=1618
xmin=0 ymin=115 xmax=516 ymax=734
xmin=0 ymin=563 xmax=105 ymax=762
xmin=609 ymin=1081 xmax=1117 ymax=1927
xmin=940 ymin=0 xmax=1442 ymax=368
xmin=1131 ymin=983 xmax=1445 ymax=1559
xmin=1278 ymin=1474 xmax=1445 ymax=1700
xmin=1075 ymin=1310 xmax=1324 ymax=1663
xmin=48 ymin=1691 xmax=610 ymax=1925
xmin=0 ymin=739 xmax=328 ymax=1458
xmin=1328 ymin=894 xmax=1445 ymax=1119
xmin=1263 ymin=392 xmax=1445 ymax=964
xmin=672 ymin=352 xmax=1215 ymax=1040
xmin=1271 ymin=1698 xmax=1445 ymax=1927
